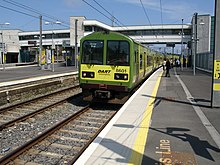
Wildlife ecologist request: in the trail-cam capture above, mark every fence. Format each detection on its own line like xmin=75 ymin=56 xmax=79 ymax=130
xmin=196 ymin=53 xmax=213 ymax=72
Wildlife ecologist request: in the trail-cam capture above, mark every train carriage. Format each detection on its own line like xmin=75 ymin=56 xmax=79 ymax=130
xmin=79 ymin=31 xmax=163 ymax=104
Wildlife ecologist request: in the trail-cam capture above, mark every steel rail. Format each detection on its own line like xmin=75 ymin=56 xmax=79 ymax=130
xmin=0 ymin=106 xmax=90 ymax=164
xmin=0 ymin=85 xmax=80 ymax=130
xmin=68 ymin=109 xmax=117 ymax=164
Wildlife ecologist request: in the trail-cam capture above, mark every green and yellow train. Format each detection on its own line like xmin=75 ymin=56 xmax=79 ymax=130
xmin=79 ymin=31 xmax=163 ymax=103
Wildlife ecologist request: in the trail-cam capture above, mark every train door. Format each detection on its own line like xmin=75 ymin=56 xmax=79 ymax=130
xmin=144 ymin=52 xmax=146 ymax=76
xmin=140 ymin=52 xmax=146 ymax=79
xmin=134 ymin=50 xmax=139 ymax=82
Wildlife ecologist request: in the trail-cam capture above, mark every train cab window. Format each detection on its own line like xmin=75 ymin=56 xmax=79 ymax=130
xmin=82 ymin=40 xmax=104 ymax=64
xmin=107 ymin=41 xmax=129 ymax=66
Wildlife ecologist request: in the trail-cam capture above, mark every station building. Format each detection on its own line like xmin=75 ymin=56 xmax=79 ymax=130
xmin=191 ymin=14 xmax=215 ymax=71
xmin=0 ymin=29 xmax=21 ymax=64
xmin=0 ymin=14 xmax=215 ymax=71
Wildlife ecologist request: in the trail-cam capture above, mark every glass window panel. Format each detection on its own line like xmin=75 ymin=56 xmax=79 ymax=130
xmin=107 ymin=41 xmax=129 ymax=66
xmin=84 ymin=26 xmax=93 ymax=32
xmin=140 ymin=54 xmax=143 ymax=69
xmin=82 ymin=40 xmax=104 ymax=64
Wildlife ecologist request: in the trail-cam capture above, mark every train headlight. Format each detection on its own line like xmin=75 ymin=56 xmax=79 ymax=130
xmin=114 ymin=73 xmax=128 ymax=80
xmin=82 ymin=71 xmax=95 ymax=78
xmin=90 ymin=72 xmax=94 ymax=77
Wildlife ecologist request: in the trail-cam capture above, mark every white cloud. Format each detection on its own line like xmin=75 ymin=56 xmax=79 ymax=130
xmin=115 ymin=0 xmax=160 ymax=9
xmin=63 ymin=0 xmax=83 ymax=8
xmin=115 ymin=0 xmax=200 ymax=22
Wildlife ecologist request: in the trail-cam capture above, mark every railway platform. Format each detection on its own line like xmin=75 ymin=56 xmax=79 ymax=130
xmin=1 ymin=63 xmax=220 ymax=164
xmin=0 ymin=62 xmax=78 ymax=108
xmin=0 ymin=63 xmax=77 ymax=83
xmin=75 ymin=67 xmax=220 ymax=165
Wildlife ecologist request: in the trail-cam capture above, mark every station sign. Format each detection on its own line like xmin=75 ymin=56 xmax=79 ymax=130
xmin=166 ymin=43 xmax=175 ymax=47
xmin=52 ymin=43 xmax=55 ymax=49
xmin=0 ymin=43 xmax=5 ymax=49
xmin=62 ymin=40 xmax=70 ymax=47
xmin=214 ymin=60 xmax=220 ymax=80
xmin=28 ymin=41 xmax=37 ymax=45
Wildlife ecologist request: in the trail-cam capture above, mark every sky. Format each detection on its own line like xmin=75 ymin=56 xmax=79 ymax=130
xmin=0 ymin=0 xmax=215 ymax=32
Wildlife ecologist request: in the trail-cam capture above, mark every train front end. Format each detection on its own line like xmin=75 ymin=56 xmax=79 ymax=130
xmin=79 ymin=32 xmax=132 ymax=104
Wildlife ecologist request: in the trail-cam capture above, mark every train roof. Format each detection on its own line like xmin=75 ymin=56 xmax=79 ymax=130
xmin=82 ymin=31 xmax=156 ymax=48
xmin=81 ymin=31 xmax=162 ymax=54
xmin=81 ymin=31 xmax=135 ymax=42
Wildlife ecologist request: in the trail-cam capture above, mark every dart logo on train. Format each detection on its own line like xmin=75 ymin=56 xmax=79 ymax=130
xmin=98 ymin=70 xmax=111 ymax=74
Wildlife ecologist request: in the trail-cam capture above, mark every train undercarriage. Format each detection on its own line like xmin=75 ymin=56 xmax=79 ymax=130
xmin=81 ymin=87 xmax=130 ymax=104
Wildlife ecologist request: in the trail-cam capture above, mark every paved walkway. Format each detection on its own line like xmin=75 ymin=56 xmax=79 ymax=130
xmin=0 ymin=63 xmax=77 ymax=83
xmin=143 ymin=67 xmax=220 ymax=165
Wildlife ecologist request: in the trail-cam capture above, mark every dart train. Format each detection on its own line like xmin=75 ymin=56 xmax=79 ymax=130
xmin=79 ymin=31 xmax=163 ymax=104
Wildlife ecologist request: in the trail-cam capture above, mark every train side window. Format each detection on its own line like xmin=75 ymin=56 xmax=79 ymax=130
xmin=147 ymin=55 xmax=153 ymax=66
xmin=140 ymin=54 xmax=143 ymax=69
xmin=144 ymin=52 xmax=146 ymax=66
xmin=134 ymin=51 xmax=137 ymax=63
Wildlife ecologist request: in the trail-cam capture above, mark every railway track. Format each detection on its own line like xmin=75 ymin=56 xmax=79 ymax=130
xmin=0 ymin=86 xmax=83 ymax=159
xmin=0 ymin=86 xmax=80 ymax=130
xmin=0 ymin=104 xmax=118 ymax=165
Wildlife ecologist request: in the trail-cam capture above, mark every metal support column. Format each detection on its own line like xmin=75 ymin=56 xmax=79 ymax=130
xmin=0 ymin=31 xmax=5 ymax=71
xmin=39 ymin=15 xmax=43 ymax=69
xmin=75 ymin=19 xmax=78 ymax=68
xmin=193 ymin=13 xmax=198 ymax=75
xmin=211 ymin=0 xmax=220 ymax=107
xmin=181 ymin=18 xmax=184 ymax=71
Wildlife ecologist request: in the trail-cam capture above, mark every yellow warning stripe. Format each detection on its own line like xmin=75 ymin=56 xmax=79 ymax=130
xmin=128 ymin=72 xmax=162 ymax=165
xmin=213 ymin=83 xmax=220 ymax=91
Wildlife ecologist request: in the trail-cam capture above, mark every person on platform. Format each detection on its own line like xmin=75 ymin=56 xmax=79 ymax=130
xmin=162 ymin=58 xmax=166 ymax=71
xmin=165 ymin=59 xmax=171 ymax=77
xmin=176 ymin=58 xmax=180 ymax=68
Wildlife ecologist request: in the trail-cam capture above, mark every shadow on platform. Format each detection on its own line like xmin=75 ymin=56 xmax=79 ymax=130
xmin=150 ymin=127 xmax=220 ymax=162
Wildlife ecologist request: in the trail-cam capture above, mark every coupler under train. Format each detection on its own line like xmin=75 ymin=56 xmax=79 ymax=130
xmin=82 ymin=88 xmax=129 ymax=104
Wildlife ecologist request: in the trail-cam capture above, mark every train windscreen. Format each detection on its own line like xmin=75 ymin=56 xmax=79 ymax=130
xmin=82 ymin=40 xmax=104 ymax=64
xmin=107 ymin=41 xmax=129 ymax=66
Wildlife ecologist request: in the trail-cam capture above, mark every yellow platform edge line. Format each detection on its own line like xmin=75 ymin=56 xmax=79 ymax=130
xmin=128 ymin=72 xmax=162 ymax=165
